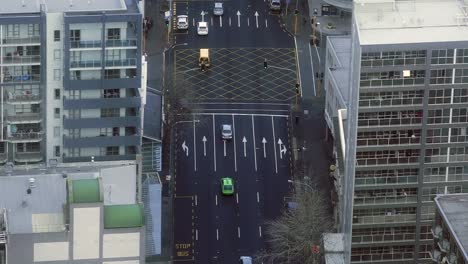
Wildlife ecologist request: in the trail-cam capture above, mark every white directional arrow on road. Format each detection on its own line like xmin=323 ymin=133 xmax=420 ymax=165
xmin=262 ymin=137 xmax=267 ymax=158
xmin=254 ymin=11 xmax=259 ymax=28
xmin=223 ymin=140 xmax=227 ymax=157
xmin=242 ymin=137 xmax=247 ymax=157
xmin=201 ymin=11 xmax=206 ymax=22
xmin=236 ymin=11 xmax=241 ymax=27
xmin=278 ymin=138 xmax=286 ymax=159
xmin=182 ymin=141 xmax=189 ymax=156
xmin=202 ymin=136 xmax=207 ymax=156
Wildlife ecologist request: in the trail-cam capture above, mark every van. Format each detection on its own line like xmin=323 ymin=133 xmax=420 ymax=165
xmin=239 ymin=256 xmax=253 ymax=264
xmin=270 ymin=0 xmax=281 ymax=10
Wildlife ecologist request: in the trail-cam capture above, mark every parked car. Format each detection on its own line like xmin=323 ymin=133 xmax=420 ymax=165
xmin=176 ymin=15 xmax=188 ymax=30
xmin=197 ymin=21 xmax=208 ymax=35
xmin=270 ymin=0 xmax=281 ymax=10
xmin=221 ymin=124 xmax=232 ymax=139
xmin=213 ymin=2 xmax=224 ymax=16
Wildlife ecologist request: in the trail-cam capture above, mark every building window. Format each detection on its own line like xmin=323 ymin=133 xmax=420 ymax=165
xmin=104 ymin=69 xmax=120 ymax=79
xmin=103 ymin=146 xmax=119 ymax=156
xmin=102 ymin=89 xmax=120 ymax=98
xmin=430 ymin=69 xmax=453 ymax=85
xmin=54 ymin=146 xmax=60 ymax=157
xmin=70 ymin=71 xmax=81 ymax=80
xmin=27 ymin=24 xmax=39 ymax=37
xmin=68 ymin=129 xmax=80 ymax=138
xmin=101 ymin=108 xmax=120 ymax=118
xmin=70 ymin=29 xmax=80 ymax=42
xmin=54 ymin=108 xmax=60 ymax=118
xmin=54 ymin=30 xmax=60 ymax=41
xmin=107 ymin=28 xmax=120 ymax=40
xmin=54 ymin=89 xmax=60 ymax=100
xmin=68 ymin=110 xmax=80 ymax=119
xmin=53 ymin=69 xmax=61 ymax=81
xmin=456 ymin=49 xmax=468 ymax=64
xmin=54 ymin=126 xmax=60 ymax=137
xmin=54 ymin=49 xmax=61 ymax=60
xmin=431 ymin=49 xmax=454 ymax=65
xmin=6 ymin=24 xmax=20 ymax=38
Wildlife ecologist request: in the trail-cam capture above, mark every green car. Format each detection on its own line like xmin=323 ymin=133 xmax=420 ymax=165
xmin=221 ymin=177 xmax=234 ymax=195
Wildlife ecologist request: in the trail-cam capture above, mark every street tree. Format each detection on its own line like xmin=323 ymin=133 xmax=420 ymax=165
xmin=255 ymin=183 xmax=332 ymax=264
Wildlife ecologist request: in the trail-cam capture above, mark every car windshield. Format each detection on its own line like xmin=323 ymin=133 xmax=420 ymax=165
xmin=223 ymin=129 xmax=231 ymax=133
xmin=272 ymin=2 xmax=280 ymax=5
xmin=224 ymin=185 xmax=232 ymax=190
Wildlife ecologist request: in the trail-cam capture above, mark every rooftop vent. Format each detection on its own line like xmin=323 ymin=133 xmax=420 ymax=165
xmin=29 ymin=177 xmax=36 ymax=189
xmin=21 ymin=0 xmax=26 ymax=7
xmin=69 ymin=0 xmax=73 ymax=7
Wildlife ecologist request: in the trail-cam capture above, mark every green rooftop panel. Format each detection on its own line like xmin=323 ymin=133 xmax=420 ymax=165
xmin=104 ymin=204 xmax=144 ymax=229
xmin=69 ymin=178 xmax=102 ymax=204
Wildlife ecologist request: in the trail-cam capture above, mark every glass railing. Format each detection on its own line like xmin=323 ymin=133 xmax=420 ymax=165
xmin=3 ymin=74 xmax=40 ymax=83
xmin=70 ymin=60 xmax=102 ymax=68
xmin=106 ymin=39 xmax=138 ymax=47
xmin=355 ymin=176 xmax=418 ymax=186
xmin=2 ymin=36 xmax=40 ymax=45
xmin=352 ymin=233 xmax=416 ymax=244
xmin=105 ymin=58 xmax=137 ymax=67
xmin=6 ymin=113 xmax=42 ymax=123
xmin=357 ymin=136 xmax=421 ymax=147
xmin=353 ymin=214 xmax=417 ymax=225
xmin=14 ymin=151 xmax=42 ymax=162
xmin=6 ymin=92 xmax=40 ymax=102
xmin=8 ymin=131 xmax=43 ymax=141
xmin=2 ymin=55 xmax=41 ymax=64
xmin=356 ymin=157 xmax=419 ymax=167
xmin=70 ymin=40 xmax=101 ymax=49
xmin=354 ymin=196 xmax=418 ymax=205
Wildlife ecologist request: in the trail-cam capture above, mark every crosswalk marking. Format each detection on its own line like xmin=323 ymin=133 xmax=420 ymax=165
xmin=186 ymin=16 xmax=269 ymax=29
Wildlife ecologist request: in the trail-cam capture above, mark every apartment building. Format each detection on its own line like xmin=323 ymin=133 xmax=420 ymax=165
xmin=432 ymin=194 xmax=468 ymax=264
xmin=324 ymin=0 xmax=468 ymax=263
xmin=0 ymin=0 xmax=144 ymax=166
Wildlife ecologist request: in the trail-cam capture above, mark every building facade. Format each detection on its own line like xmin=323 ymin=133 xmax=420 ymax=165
xmin=0 ymin=0 xmax=144 ymax=166
xmin=324 ymin=0 xmax=468 ymax=263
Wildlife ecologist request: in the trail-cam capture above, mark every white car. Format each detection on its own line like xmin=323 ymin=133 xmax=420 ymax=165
xmin=176 ymin=15 xmax=188 ymax=30
xmin=213 ymin=2 xmax=224 ymax=16
xmin=197 ymin=22 xmax=208 ymax=35
xmin=221 ymin=124 xmax=232 ymax=140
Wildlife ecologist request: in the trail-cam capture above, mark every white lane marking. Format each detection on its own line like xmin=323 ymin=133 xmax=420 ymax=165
xmin=315 ymin=45 xmax=321 ymax=63
xmin=193 ymin=119 xmax=197 ymax=171
xmin=220 ymin=16 xmax=223 ymax=27
xmin=182 ymin=141 xmax=189 ymax=156
xmin=195 ymin=195 xmax=198 ymax=206
xmin=255 ymin=11 xmax=259 ymax=28
xmin=278 ymin=138 xmax=284 ymax=159
xmin=236 ymin=193 xmax=239 ymax=204
xmin=309 ymin=43 xmax=317 ymax=96
xmin=216 ymin=229 xmax=219 ymax=240
xmin=223 ymin=140 xmax=227 ymax=157
xmin=238 ymin=227 xmax=241 ymax=238
xmin=294 ymin=36 xmax=302 ymax=96
xmin=232 ymin=114 xmax=238 ymax=172
xmin=211 ymin=16 xmax=214 ymax=26
xmin=193 ymin=18 xmax=195 ymax=27
xmin=237 ymin=11 xmax=241 ymax=27
xmin=247 ymin=17 xmax=250 ymax=27
xmin=265 ymin=18 xmax=268 ymax=28
xmin=229 ymin=17 xmax=231 ymax=27
xmin=251 ymin=115 xmax=258 ymax=171
xmin=257 ymin=191 xmax=260 ymax=203
xmin=212 ymin=114 xmax=217 ymax=172
xmin=242 ymin=136 xmax=247 ymax=157
xmin=272 ymin=116 xmax=278 ymax=174
xmin=215 ymin=194 xmax=218 ymax=206
xmin=262 ymin=137 xmax=267 ymax=158
xmin=202 ymin=136 xmax=207 ymax=156
xmin=196 ymin=229 xmax=199 ymax=240
xmin=259 ymin=226 xmax=262 ymax=237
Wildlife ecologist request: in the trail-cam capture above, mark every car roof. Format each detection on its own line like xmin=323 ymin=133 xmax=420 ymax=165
xmin=177 ymin=15 xmax=188 ymax=18
xmin=198 ymin=22 xmax=208 ymax=26
xmin=222 ymin=124 xmax=232 ymax=129
xmin=215 ymin=2 xmax=223 ymax=7
xmin=222 ymin=178 xmax=233 ymax=184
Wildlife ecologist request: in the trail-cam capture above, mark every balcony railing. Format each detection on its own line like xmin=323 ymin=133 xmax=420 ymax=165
xmin=14 ymin=151 xmax=42 ymax=162
xmin=358 ymin=117 xmax=423 ymax=127
xmin=2 ymin=55 xmax=40 ymax=64
xmin=353 ymin=214 xmax=417 ymax=225
xmin=352 ymin=233 xmax=416 ymax=244
xmin=6 ymin=113 xmax=42 ymax=123
xmin=3 ymin=74 xmax=40 ymax=83
xmin=359 ymin=98 xmax=423 ymax=108
xmin=6 ymin=92 xmax=41 ymax=103
xmin=106 ymin=39 xmax=137 ymax=47
xmin=355 ymin=176 xmax=418 ymax=186
xmin=2 ymin=36 xmax=40 ymax=45
xmin=356 ymin=157 xmax=419 ymax=167
xmin=70 ymin=60 xmax=101 ymax=68
xmin=70 ymin=40 xmax=101 ymax=49
xmin=354 ymin=195 xmax=418 ymax=206
xmin=7 ymin=131 xmax=43 ymax=142
xmin=105 ymin=58 xmax=137 ymax=67
xmin=357 ymin=136 xmax=421 ymax=147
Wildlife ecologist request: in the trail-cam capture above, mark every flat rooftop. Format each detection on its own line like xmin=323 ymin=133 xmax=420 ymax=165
xmin=0 ymin=0 xmax=128 ymax=14
xmin=355 ymin=0 xmax=468 ymax=45
xmin=435 ymin=194 xmax=468 ymax=261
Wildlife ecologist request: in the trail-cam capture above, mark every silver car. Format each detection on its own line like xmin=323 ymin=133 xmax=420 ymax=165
xmin=270 ymin=0 xmax=281 ymax=10
xmin=176 ymin=15 xmax=188 ymax=30
xmin=213 ymin=2 xmax=224 ymax=16
xmin=221 ymin=124 xmax=232 ymax=140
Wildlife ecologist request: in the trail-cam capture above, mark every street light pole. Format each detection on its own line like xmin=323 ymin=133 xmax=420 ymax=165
xmin=162 ymin=42 xmax=188 ymax=94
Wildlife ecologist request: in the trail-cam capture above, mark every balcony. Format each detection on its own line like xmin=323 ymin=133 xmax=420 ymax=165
xmin=6 ymin=92 xmax=41 ymax=104
xmin=63 ymin=154 xmax=137 ymax=163
xmin=357 ymin=136 xmax=421 ymax=148
xmin=63 ymin=135 xmax=139 ymax=148
xmin=431 ymin=225 xmax=443 ymax=239
xmin=105 ymin=39 xmax=137 ymax=48
xmin=2 ymin=55 xmax=40 ymax=65
xmin=63 ymin=116 xmax=140 ymax=129
xmin=14 ymin=151 xmax=42 ymax=163
xmin=354 ymin=196 xmax=418 ymax=206
xmin=352 ymin=214 xmax=417 ymax=226
xmin=63 ymin=96 xmax=140 ymax=109
xmin=7 ymin=131 xmax=43 ymax=143
xmin=105 ymin=58 xmax=137 ymax=68
xmin=70 ymin=40 xmax=101 ymax=49
xmin=355 ymin=176 xmax=418 ymax=187
xmin=351 ymin=233 xmax=416 ymax=245
xmin=437 ymin=239 xmax=450 ymax=253
xmin=70 ymin=60 xmax=101 ymax=69
xmin=6 ymin=113 xmax=42 ymax=124
xmin=2 ymin=36 xmax=40 ymax=45
xmin=356 ymin=157 xmax=419 ymax=167
xmin=3 ymin=74 xmax=40 ymax=84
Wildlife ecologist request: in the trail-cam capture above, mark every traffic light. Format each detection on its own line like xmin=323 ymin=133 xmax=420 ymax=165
xmin=165 ymin=20 xmax=169 ymax=28
xmin=264 ymin=59 xmax=268 ymax=69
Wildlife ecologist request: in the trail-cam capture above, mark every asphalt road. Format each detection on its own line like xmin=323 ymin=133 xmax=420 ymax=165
xmin=173 ymin=106 xmax=291 ymax=263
